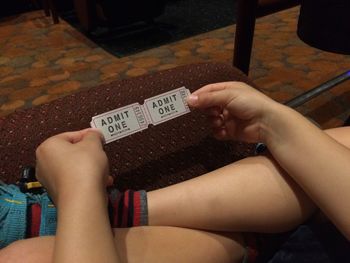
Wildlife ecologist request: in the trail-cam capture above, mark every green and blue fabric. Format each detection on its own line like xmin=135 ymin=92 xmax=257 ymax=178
xmin=0 ymin=181 xmax=57 ymax=248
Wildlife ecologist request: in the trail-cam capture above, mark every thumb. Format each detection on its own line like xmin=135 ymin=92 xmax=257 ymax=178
xmin=81 ymin=129 xmax=105 ymax=148
xmin=54 ymin=128 xmax=103 ymax=144
xmin=187 ymin=88 xmax=236 ymax=109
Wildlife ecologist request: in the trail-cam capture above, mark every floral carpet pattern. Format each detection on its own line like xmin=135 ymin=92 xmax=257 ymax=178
xmin=0 ymin=7 xmax=349 ymax=128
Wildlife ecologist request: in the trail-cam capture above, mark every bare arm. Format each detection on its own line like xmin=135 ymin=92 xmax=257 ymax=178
xmin=36 ymin=130 xmax=120 ymax=263
xmin=188 ymin=82 xmax=350 ymax=239
xmin=54 ymin=186 xmax=119 ymax=263
xmin=263 ymin=104 xmax=350 ymax=239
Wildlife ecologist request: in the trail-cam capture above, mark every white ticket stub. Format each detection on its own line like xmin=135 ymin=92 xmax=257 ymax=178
xmin=91 ymin=87 xmax=191 ymax=143
xmin=144 ymin=87 xmax=190 ymax=125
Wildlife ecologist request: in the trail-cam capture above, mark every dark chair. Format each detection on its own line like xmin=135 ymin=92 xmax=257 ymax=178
xmin=1 ymin=63 xmax=348 ymax=261
xmin=298 ymin=0 xmax=350 ymax=55
xmin=233 ymin=0 xmax=300 ymax=75
xmin=0 ymin=63 xmax=256 ymax=189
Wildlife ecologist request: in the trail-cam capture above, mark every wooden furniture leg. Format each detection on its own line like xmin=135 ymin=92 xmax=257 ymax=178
xmin=48 ymin=0 xmax=59 ymax=24
xmin=73 ymin=0 xmax=97 ymax=32
xmin=42 ymin=0 xmax=50 ymax=16
xmin=233 ymin=0 xmax=258 ymax=75
xmin=233 ymin=0 xmax=300 ymax=75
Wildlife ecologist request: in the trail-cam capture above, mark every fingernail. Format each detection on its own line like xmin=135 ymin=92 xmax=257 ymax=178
xmin=187 ymin=94 xmax=198 ymax=105
xmin=88 ymin=128 xmax=102 ymax=134
xmin=86 ymin=128 xmax=106 ymax=144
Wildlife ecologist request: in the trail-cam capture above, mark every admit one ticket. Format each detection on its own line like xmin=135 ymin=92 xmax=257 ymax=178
xmin=90 ymin=87 xmax=191 ymax=143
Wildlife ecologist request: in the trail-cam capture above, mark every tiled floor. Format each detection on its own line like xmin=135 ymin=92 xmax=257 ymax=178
xmin=0 ymin=7 xmax=349 ymax=128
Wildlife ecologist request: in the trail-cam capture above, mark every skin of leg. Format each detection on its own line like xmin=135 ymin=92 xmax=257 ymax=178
xmin=324 ymin=127 xmax=350 ymax=148
xmin=0 ymin=227 xmax=245 ymax=263
xmin=1 ymin=127 xmax=348 ymax=262
xmin=148 ymin=127 xmax=350 ymax=233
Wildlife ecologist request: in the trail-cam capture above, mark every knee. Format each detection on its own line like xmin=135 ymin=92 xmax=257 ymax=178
xmin=0 ymin=239 xmax=52 ymax=263
xmin=0 ymin=241 xmax=24 ymax=263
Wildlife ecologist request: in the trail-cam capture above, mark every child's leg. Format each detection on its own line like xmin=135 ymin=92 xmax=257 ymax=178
xmin=0 ymin=227 xmax=245 ymax=263
xmin=148 ymin=127 xmax=350 ymax=233
xmin=325 ymin=127 xmax=350 ymax=147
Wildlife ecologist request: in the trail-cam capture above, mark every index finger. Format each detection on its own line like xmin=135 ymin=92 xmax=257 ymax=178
xmin=191 ymin=82 xmax=231 ymax=96
xmin=192 ymin=81 xmax=247 ymax=97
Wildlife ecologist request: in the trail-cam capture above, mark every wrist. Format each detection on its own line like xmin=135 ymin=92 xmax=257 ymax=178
xmin=56 ymin=183 xmax=107 ymax=208
xmin=259 ymin=102 xmax=292 ymax=146
xmin=259 ymin=102 xmax=321 ymax=153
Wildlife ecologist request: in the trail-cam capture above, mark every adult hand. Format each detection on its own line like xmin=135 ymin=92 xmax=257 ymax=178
xmin=35 ymin=128 xmax=109 ymax=205
xmin=187 ymin=82 xmax=281 ymax=143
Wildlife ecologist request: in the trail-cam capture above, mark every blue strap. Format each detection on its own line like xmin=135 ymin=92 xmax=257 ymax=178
xmin=39 ymin=193 xmax=57 ymax=236
xmin=0 ymin=182 xmax=58 ymax=248
xmin=0 ymin=183 xmax=28 ymax=249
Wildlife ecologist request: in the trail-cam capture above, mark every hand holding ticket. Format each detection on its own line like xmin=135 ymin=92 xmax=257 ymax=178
xmin=90 ymin=87 xmax=191 ymax=143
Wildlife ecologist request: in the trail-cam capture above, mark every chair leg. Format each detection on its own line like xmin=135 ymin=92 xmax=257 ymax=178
xmin=233 ymin=0 xmax=258 ymax=75
xmin=285 ymin=70 xmax=350 ymax=108
xmin=30 ymin=0 xmax=41 ymax=9
xmin=42 ymin=0 xmax=50 ymax=16
xmin=73 ymin=0 xmax=97 ymax=32
xmin=344 ymin=116 xmax=350 ymax=126
xmin=48 ymin=0 xmax=59 ymax=24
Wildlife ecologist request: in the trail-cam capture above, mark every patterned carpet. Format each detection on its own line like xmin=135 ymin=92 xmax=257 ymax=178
xmin=0 ymin=6 xmax=349 ymax=128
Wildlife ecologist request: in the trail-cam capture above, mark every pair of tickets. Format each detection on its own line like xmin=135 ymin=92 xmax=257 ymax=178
xmin=90 ymin=87 xmax=191 ymax=144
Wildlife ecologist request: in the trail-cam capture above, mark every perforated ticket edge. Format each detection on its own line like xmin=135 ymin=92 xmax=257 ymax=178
xmin=90 ymin=87 xmax=191 ymax=143
xmin=144 ymin=87 xmax=191 ymax=126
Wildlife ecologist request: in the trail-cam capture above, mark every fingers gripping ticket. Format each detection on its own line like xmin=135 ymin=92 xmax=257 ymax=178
xmin=90 ymin=87 xmax=191 ymax=144
xmin=187 ymin=84 xmax=238 ymax=110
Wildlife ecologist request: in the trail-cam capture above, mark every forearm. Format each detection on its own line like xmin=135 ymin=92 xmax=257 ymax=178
xmin=54 ymin=186 xmax=120 ymax=263
xmin=263 ymin=104 xmax=350 ymax=239
xmin=148 ymin=156 xmax=315 ymax=233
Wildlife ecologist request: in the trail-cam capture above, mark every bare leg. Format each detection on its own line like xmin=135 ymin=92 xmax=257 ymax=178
xmin=148 ymin=127 xmax=350 ymax=233
xmin=0 ymin=227 xmax=245 ymax=263
xmin=325 ymin=127 xmax=350 ymax=147
xmin=1 ymin=128 xmax=348 ymax=262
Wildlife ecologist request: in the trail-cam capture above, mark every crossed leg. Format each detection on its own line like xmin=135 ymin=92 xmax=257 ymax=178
xmin=1 ymin=127 xmax=349 ymax=263
xmin=0 ymin=228 xmax=245 ymax=263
